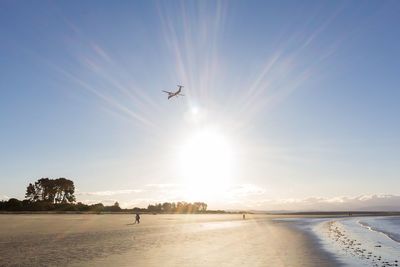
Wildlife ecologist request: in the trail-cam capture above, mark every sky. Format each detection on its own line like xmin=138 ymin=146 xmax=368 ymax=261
xmin=1 ymin=0 xmax=399 ymax=210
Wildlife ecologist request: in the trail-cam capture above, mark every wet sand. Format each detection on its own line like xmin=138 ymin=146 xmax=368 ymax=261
xmin=324 ymin=220 xmax=400 ymax=267
xmin=0 ymin=214 xmax=339 ymax=267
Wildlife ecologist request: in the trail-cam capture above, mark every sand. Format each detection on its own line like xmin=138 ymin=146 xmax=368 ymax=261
xmin=0 ymin=214 xmax=339 ymax=267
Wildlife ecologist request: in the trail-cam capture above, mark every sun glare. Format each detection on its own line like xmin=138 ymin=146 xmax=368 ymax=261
xmin=178 ymin=128 xmax=235 ymax=200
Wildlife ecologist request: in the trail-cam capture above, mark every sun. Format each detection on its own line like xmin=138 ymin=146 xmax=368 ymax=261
xmin=178 ymin=128 xmax=235 ymax=200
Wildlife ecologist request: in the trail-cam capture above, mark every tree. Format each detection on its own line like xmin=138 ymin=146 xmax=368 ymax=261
xmin=25 ymin=177 xmax=76 ymax=204
xmin=105 ymin=201 xmax=121 ymax=212
xmin=6 ymin=198 xmax=22 ymax=211
xmin=25 ymin=183 xmax=37 ymax=201
xmin=162 ymin=202 xmax=172 ymax=212
xmin=56 ymin=178 xmax=75 ymax=203
xmin=89 ymin=203 xmax=104 ymax=213
xmin=193 ymin=202 xmax=207 ymax=212
xmin=147 ymin=201 xmax=208 ymax=214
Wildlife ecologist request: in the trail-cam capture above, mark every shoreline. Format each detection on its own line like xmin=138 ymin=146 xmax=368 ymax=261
xmin=287 ymin=216 xmax=400 ymax=267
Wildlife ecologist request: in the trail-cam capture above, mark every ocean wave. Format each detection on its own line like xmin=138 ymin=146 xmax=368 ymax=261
xmin=358 ymin=218 xmax=400 ymax=243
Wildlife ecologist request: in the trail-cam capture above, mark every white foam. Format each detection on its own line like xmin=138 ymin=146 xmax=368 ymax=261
xmin=313 ymin=217 xmax=400 ymax=267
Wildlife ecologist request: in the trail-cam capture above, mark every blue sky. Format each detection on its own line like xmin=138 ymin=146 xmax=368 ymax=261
xmin=1 ymin=1 xmax=399 ymax=210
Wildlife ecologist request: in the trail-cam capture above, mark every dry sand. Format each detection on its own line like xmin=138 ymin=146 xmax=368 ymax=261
xmin=0 ymin=214 xmax=339 ymax=267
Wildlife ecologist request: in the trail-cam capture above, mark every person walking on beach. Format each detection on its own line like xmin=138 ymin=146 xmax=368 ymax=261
xmin=135 ymin=213 xmax=141 ymax=224
xmin=243 ymin=214 xmax=245 ymax=220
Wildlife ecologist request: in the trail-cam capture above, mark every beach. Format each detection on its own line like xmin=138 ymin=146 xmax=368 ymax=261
xmin=313 ymin=216 xmax=400 ymax=267
xmin=0 ymin=214 xmax=338 ymax=267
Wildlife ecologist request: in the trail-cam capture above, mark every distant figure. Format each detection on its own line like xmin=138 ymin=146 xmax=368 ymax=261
xmin=243 ymin=214 xmax=246 ymax=220
xmin=135 ymin=213 xmax=141 ymax=224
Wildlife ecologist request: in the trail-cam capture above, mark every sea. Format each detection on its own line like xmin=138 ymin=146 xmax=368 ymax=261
xmin=279 ymin=216 xmax=400 ymax=267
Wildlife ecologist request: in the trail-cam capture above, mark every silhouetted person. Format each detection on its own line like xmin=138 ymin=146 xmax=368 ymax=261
xmin=243 ymin=214 xmax=245 ymax=220
xmin=135 ymin=213 xmax=141 ymax=224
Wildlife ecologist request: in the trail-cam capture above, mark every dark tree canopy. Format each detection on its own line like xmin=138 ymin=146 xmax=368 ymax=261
xmin=25 ymin=178 xmax=75 ymax=204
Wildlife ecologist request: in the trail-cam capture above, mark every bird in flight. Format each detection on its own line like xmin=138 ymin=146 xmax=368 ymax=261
xmin=162 ymin=85 xmax=184 ymax=99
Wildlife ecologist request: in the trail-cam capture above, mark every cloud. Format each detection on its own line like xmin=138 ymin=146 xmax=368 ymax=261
xmin=256 ymin=194 xmax=400 ymax=211
xmin=0 ymin=195 xmax=9 ymax=201
xmin=75 ymin=184 xmax=185 ymax=208
xmin=228 ymin=184 xmax=266 ymax=196
xmin=77 ymin=189 xmax=144 ymax=196
xmin=145 ymin=184 xmax=181 ymax=188
xmin=74 ymin=183 xmax=400 ymax=211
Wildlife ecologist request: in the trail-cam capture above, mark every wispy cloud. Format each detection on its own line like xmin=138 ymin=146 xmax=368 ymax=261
xmin=255 ymin=194 xmax=400 ymax=211
xmin=145 ymin=183 xmax=181 ymax=188
xmin=75 ymin=183 xmax=400 ymax=211
xmin=77 ymin=189 xmax=144 ymax=196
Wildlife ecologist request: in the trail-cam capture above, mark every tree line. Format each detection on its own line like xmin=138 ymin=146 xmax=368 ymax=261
xmin=147 ymin=202 xmax=208 ymax=213
xmin=0 ymin=177 xmax=220 ymax=213
xmin=0 ymin=198 xmax=124 ymax=212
